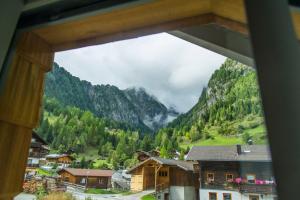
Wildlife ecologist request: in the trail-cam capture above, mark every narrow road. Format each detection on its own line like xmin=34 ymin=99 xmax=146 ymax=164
xmin=14 ymin=193 xmax=36 ymax=200
xmin=14 ymin=190 xmax=154 ymax=200
xmin=70 ymin=190 xmax=154 ymax=200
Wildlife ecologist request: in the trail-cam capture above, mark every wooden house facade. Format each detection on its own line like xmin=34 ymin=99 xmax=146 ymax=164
xmin=27 ymin=131 xmax=49 ymax=168
xmin=128 ymin=157 xmax=199 ymax=200
xmin=187 ymin=145 xmax=277 ymax=200
xmin=46 ymin=154 xmax=74 ymax=167
xmin=58 ymin=168 xmax=114 ymax=189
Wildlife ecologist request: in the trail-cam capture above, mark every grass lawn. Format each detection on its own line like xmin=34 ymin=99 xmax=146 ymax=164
xmin=85 ymin=188 xmax=131 ymax=195
xmin=180 ymin=116 xmax=267 ymax=148
xmin=141 ymin=194 xmax=156 ymax=200
xmin=37 ymin=168 xmax=53 ymax=176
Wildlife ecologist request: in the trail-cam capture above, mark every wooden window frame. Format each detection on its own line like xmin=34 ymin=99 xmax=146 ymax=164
xmin=246 ymin=174 xmax=256 ymax=184
xmin=99 ymin=178 xmax=104 ymax=184
xmin=209 ymin=192 xmax=218 ymax=200
xmin=225 ymin=173 xmax=234 ymax=182
xmin=223 ymin=193 xmax=232 ymax=200
xmin=207 ymin=172 xmax=215 ymax=183
xmin=249 ymin=195 xmax=260 ymax=200
xmin=158 ymin=170 xmax=168 ymax=177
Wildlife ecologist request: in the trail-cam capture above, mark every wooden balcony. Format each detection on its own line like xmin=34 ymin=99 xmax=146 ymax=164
xmin=202 ymin=181 xmax=276 ymax=194
xmin=239 ymin=184 xmax=277 ymax=194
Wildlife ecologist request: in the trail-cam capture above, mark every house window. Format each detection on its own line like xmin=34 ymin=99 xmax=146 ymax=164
xmin=81 ymin=178 xmax=86 ymax=184
xmin=249 ymin=195 xmax=259 ymax=200
xmin=207 ymin=173 xmax=214 ymax=183
xmin=223 ymin=193 xmax=232 ymax=200
xmin=99 ymin=178 xmax=104 ymax=184
xmin=246 ymin=174 xmax=256 ymax=184
xmin=209 ymin=192 xmax=217 ymax=200
xmin=158 ymin=171 xmax=168 ymax=177
xmin=226 ymin=174 xmax=233 ymax=182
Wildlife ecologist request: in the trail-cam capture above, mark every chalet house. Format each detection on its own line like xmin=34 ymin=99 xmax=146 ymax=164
xmin=136 ymin=150 xmax=160 ymax=162
xmin=46 ymin=154 xmax=74 ymax=168
xmin=58 ymin=168 xmax=114 ymax=189
xmin=27 ymin=131 xmax=50 ymax=167
xmin=187 ymin=145 xmax=277 ymax=200
xmin=128 ymin=157 xmax=199 ymax=200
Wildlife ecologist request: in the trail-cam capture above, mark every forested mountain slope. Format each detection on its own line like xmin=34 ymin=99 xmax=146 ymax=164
xmin=37 ymin=97 xmax=153 ymax=169
xmin=44 ymin=63 xmax=178 ymax=132
xmin=37 ymin=59 xmax=268 ymax=167
xmin=156 ymin=59 xmax=267 ymax=151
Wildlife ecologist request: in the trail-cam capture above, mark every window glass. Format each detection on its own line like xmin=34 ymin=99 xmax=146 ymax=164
xmin=246 ymin=174 xmax=256 ymax=184
xmin=209 ymin=192 xmax=217 ymax=200
xmin=207 ymin=173 xmax=214 ymax=182
xmin=81 ymin=178 xmax=86 ymax=184
xmin=223 ymin=193 xmax=232 ymax=200
xmin=249 ymin=195 xmax=259 ymax=200
xmin=226 ymin=174 xmax=233 ymax=182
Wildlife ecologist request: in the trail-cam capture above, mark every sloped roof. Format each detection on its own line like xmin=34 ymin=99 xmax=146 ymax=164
xmin=32 ymin=131 xmax=48 ymax=145
xmin=46 ymin=154 xmax=74 ymax=160
xmin=128 ymin=157 xmax=197 ymax=173
xmin=186 ymin=145 xmax=271 ymax=162
xmin=59 ymin=168 xmax=114 ymax=177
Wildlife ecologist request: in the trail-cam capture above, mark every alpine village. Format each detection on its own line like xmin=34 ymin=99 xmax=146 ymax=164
xmin=22 ymin=59 xmax=277 ymax=200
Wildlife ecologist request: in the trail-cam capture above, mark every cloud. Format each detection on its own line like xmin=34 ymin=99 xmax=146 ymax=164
xmin=54 ymin=33 xmax=226 ymax=113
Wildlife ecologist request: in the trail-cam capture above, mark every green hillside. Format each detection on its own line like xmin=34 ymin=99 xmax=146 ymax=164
xmin=156 ymin=59 xmax=267 ymax=152
xmin=37 ymin=58 xmax=268 ymax=167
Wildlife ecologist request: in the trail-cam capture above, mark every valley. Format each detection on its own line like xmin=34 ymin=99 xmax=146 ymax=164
xmin=36 ymin=58 xmax=267 ymax=170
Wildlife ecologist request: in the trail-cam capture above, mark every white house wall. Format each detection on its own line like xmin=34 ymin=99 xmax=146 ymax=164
xmin=200 ymin=189 xmax=241 ymax=200
xmin=170 ymin=186 xmax=196 ymax=200
xmin=241 ymin=193 xmax=277 ymax=200
xmin=200 ymin=189 xmax=277 ymax=200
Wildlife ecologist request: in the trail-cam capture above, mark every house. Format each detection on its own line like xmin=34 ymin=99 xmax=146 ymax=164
xmin=128 ymin=157 xmax=199 ymax=200
xmin=186 ymin=145 xmax=277 ymax=200
xmin=136 ymin=150 xmax=160 ymax=162
xmin=46 ymin=154 xmax=74 ymax=168
xmin=58 ymin=168 xmax=114 ymax=189
xmin=27 ymin=131 xmax=50 ymax=168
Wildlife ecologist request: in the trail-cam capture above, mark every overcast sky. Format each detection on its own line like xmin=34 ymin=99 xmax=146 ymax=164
xmin=54 ymin=33 xmax=226 ymax=113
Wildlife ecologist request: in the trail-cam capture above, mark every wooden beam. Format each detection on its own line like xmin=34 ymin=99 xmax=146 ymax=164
xmin=0 ymin=32 xmax=53 ymax=199
xmin=27 ymin=0 xmax=300 ymax=52
xmin=52 ymin=14 xmax=214 ymax=51
xmin=32 ymin=0 xmax=210 ymax=50
xmin=154 ymin=165 xmax=162 ymax=192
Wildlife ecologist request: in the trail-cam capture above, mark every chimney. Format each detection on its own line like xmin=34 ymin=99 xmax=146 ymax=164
xmin=236 ymin=144 xmax=242 ymax=155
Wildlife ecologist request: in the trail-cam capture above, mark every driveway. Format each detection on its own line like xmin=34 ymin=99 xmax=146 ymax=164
xmin=13 ymin=190 xmax=154 ymax=200
xmin=14 ymin=193 xmax=36 ymax=200
xmin=69 ymin=189 xmax=154 ymax=200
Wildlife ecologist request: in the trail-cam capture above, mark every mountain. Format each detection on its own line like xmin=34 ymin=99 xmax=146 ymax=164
xmin=155 ymin=59 xmax=267 ymax=152
xmin=44 ymin=63 xmax=178 ymax=132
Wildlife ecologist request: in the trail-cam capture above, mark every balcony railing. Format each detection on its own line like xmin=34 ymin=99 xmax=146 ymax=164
xmin=239 ymin=184 xmax=276 ymax=194
xmin=202 ymin=181 xmax=276 ymax=194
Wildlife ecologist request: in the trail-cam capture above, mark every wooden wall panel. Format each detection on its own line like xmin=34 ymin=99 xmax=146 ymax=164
xmin=0 ymin=32 xmax=53 ymax=199
xmin=0 ymin=32 xmax=53 ymax=128
xmin=0 ymin=122 xmax=32 ymax=199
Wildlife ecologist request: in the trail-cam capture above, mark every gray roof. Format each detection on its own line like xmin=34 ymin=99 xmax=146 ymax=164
xmin=128 ymin=157 xmax=196 ymax=173
xmin=186 ymin=145 xmax=271 ymax=162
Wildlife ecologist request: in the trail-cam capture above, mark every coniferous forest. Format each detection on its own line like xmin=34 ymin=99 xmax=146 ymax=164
xmin=36 ymin=58 xmax=267 ymax=169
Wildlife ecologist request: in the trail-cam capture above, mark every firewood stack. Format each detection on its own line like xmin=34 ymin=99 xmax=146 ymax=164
xmin=23 ymin=179 xmax=44 ymax=194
